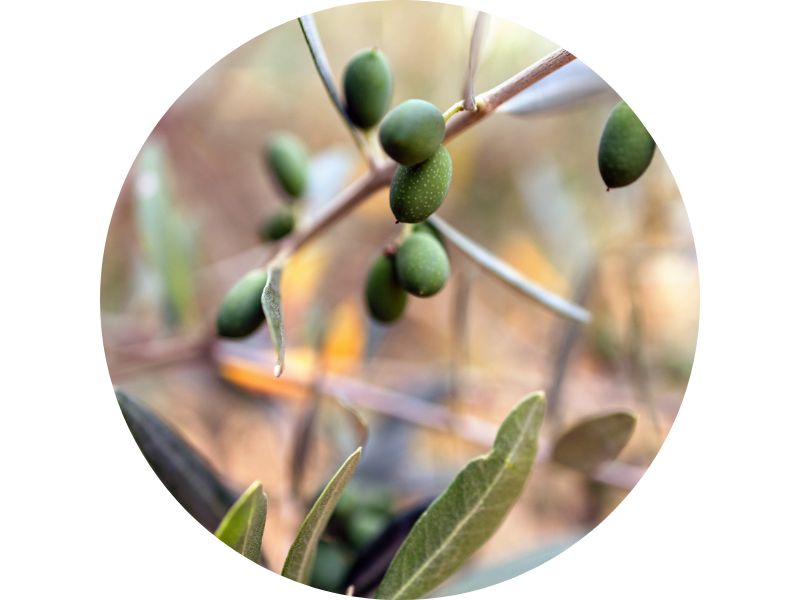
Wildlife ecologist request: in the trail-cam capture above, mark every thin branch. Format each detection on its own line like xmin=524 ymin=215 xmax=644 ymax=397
xmin=272 ymin=47 xmax=576 ymax=264
xmin=463 ymin=12 xmax=489 ymax=111
xmin=298 ymin=15 xmax=375 ymax=168
xmin=429 ymin=215 xmax=591 ymax=323
xmin=445 ymin=48 xmax=576 ymax=140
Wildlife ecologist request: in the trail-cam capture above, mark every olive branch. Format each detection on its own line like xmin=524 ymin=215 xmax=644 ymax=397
xmin=261 ymin=13 xmax=582 ymax=377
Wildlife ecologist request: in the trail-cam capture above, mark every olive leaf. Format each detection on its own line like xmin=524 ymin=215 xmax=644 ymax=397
xmin=298 ymin=15 xmax=348 ymax=124
xmin=116 ymin=390 xmax=238 ymax=533
xmin=376 ymin=392 xmax=547 ymax=600
xmin=428 ymin=215 xmax=591 ymax=323
xmin=215 ymin=481 xmax=268 ymax=563
xmin=282 ymin=447 xmax=363 ymax=584
xmin=498 ymin=59 xmax=613 ymax=115
xmin=553 ymin=411 xmax=637 ymax=473
xmin=260 ymin=262 xmax=285 ymax=377
xmin=133 ymin=141 xmax=199 ymax=329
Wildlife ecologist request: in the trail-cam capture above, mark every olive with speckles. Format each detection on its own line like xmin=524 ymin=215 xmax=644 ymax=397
xmin=395 ymin=232 xmax=450 ymax=297
xmin=389 ymin=146 xmax=452 ymax=224
xmin=379 ymin=99 xmax=445 ymax=166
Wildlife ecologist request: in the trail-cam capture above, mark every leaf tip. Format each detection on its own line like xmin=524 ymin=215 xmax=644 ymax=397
xmin=273 ymin=362 xmax=284 ymax=378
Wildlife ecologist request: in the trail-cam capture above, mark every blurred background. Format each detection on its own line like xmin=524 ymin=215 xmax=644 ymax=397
xmin=101 ymin=1 xmax=698 ymax=596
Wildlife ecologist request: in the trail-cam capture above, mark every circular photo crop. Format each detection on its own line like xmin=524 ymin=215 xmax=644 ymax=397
xmin=101 ymin=2 xmax=698 ymax=597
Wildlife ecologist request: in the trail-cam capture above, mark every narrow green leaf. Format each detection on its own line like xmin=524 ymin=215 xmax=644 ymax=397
xmin=376 ymin=392 xmax=547 ymax=600
xmin=215 ymin=481 xmax=268 ymax=563
xmin=282 ymin=447 xmax=362 ymax=584
xmin=116 ymin=390 xmax=238 ymax=532
xmin=261 ymin=263 xmax=285 ymax=377
xmin=553 ymin=411 xmax=637 ymax=473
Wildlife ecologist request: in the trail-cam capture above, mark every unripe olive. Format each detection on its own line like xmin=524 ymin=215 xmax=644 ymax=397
xmin=379 ymin=99 xmax=445 ymax=166
xmin=310 ymin=541 xmax=348 ymax=592
xmin=343 ymin=48 xmax=393 ymax=130
xmin=411 ymin=220 xmax=445 ymax=247
xmin=389 ymin=145 xmax=452 ymax=224
xmin=265 ymin=133 xmax=309 ymax=199
xmin=598 ymin=101 xmax=656 ymax=189
xmin=347 ymin=510 xmax=390 ymax=549
xmin=364 ymin=254 xmax=408 ymax=323
xmin=216 ymin=269 xmax=268 ymax=338
xmin=395 ymin=232 xmax=450 ymax=297
xmin=260 ymin=208 xmax=294 ymax=241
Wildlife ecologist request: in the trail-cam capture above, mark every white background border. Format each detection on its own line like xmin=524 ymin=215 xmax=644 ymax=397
xmin=2 ymin=0 xmax=799 ymax=598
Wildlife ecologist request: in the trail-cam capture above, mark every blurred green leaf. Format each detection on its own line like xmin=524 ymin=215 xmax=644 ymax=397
xmin=377 ymin=393 xmax=546 ymax=600
xmin=133 ymin=141 xmax=199 ymax=329
xmin=115 ymin=390 xmax=238 ymax=532
xmin=282 ymin=447 xmax=362 ymax=584
xmin=215 ymin=481 xmax=268 ymax=563
xmin=261 ymin=263 xmax=285 ymax=376
xmin=553 ymin=411 xmax=637 ymax=473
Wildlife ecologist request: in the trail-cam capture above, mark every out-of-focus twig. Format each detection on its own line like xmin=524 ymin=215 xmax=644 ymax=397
xmin=548 ymin=262 xmax=598 ymax=425
xmin=449 ymin=269 xmax=474 ymax=400
xmin=463 ymin=12 xmax=489 ymax=111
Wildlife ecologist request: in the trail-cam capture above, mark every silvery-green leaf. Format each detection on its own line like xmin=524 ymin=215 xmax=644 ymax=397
xmin=553 ymin=411 xmax=637 ymax=473
xmin=298 ymin=15 xmax=348 ymax=122
xmin=499 ymin=60 xmax=613 ymax=115
xmin=376 ymin=393 xmax=546 ymax=600
xmin=260 ymin=263 xmax=285 ymax=377
xmin=282 ymin=447 xmax=362 ymax=584
xmin=215 ymin=481 xmax=268 ymax=563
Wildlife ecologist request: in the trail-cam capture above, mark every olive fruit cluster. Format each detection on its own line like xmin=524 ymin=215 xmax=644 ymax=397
xmin=364 ymin=222 xmax=449 ymax=323
xmin=380 ymin=100 xmax=451 ymax=224
xmin=598 ymin=101 xmax=656 ymax=189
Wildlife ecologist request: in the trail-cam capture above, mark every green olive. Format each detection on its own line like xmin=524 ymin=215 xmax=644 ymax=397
xmin=395 ymin=232 xmax=450 ymax=297
xmin=598 ymin=101 xmax=656 ymax=188
xmin=364 ymin=253 xmax=408 ymax=323
xmin=216 ymin=269 xmax=268 ymax=338
xmin=389 ymin=145 xmax=452 ymax=224
xmin=411 ymin=220 xmax=445 ymax=248
xmin=379 ymin=99 xmax=445 ymax=166
xmin=265 ymin=132 xmax=309 ymax=199
xmin=310 ymin=541 xmax=349 ymax=592
xmin=343 ymin=48 xmax=393 ymax=130
xmin=260 ymin=208 xmax=294 ymax=241
xmin=347 ymin=510 xmax=390 ymax=550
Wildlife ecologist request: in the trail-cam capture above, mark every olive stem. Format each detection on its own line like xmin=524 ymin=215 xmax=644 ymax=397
xmin=463 ymin=11 xmax=490 ymax=112
xmin=442 ymin=101 xmax=465 ymax=122
xmin=428 ymin=215 xmax=591 ymax=324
